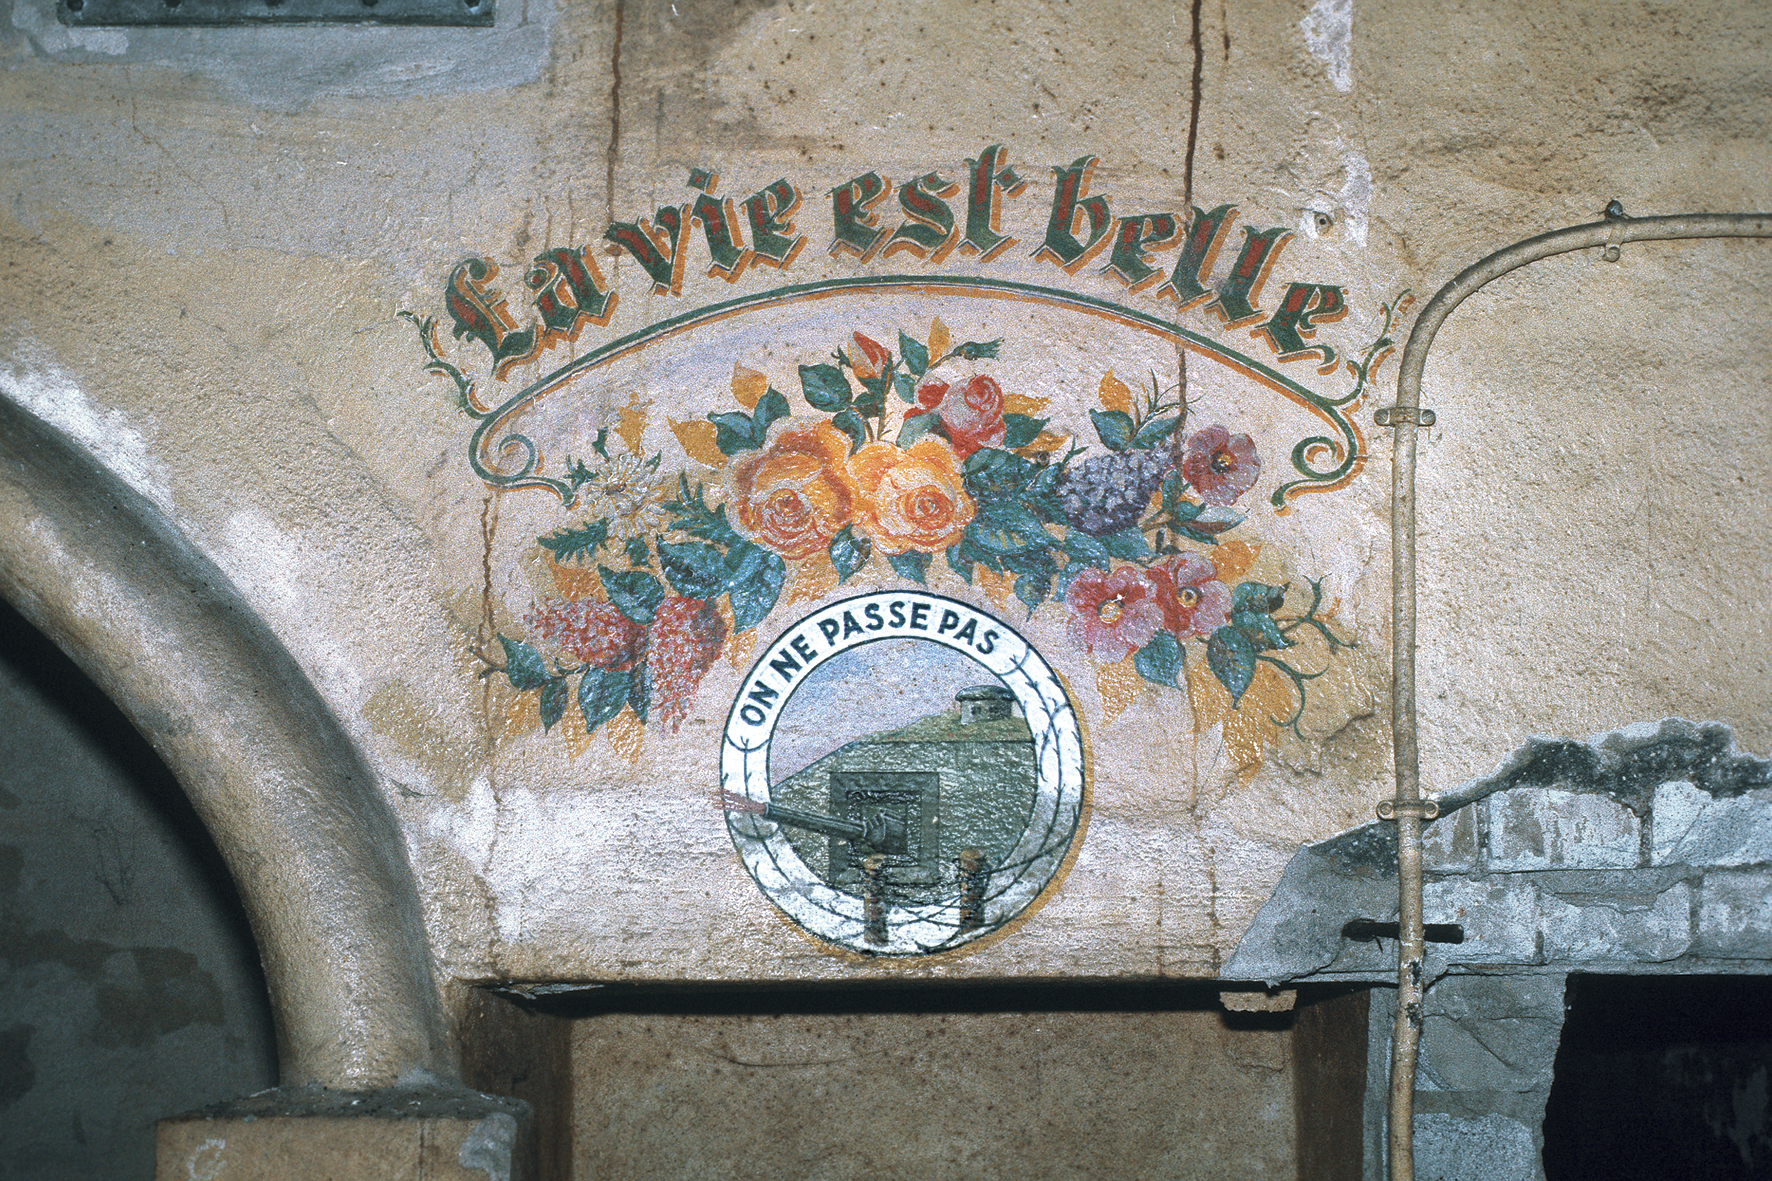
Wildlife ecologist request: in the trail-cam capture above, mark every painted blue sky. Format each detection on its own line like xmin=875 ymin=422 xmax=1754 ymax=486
xmin=768 ymin=638 xmax=1008 ymax=781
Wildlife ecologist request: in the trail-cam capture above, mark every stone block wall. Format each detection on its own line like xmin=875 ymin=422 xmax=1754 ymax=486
xmin=1229 ymin=720 xmax=1772 ymax=1181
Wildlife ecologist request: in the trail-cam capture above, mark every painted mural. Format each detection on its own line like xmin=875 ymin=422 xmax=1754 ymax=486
xmin=402 ymin=145 xmax=1404 ymax=959
xmin=719 ymin=593 xmax=1084 ymax=957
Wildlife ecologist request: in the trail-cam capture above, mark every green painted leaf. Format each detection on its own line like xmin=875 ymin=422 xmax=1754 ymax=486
xmin=832 ymin=408 xmax=868 ymax=453
xmin=627 ymin=662 xmax=651 ymax=723
xmin=709 ymin=410 xmax=761 ymax=455
xmin=1233 ymin=609 xmax=1290 ymax=651
xmin=899 ymin=331 xmax=929 ymax=377
xmin=852 ymin=377 xmax=887 ymax=420
xmin=957 ymin=339 xmax=1001 ymax=360
xmin=967 ymin=500 xmax=1056 ymax=555
xmin=1206 ymin=625 xmax=1257 ymax=706
xmin=1061 ymin=528 xmax=1113 ymax=571
xmin=599 ymin=566 xmax=666 ymax=624
xmin=537 ymin=519 xmax=609 ymax=564
xmin=577 ymin=667 xmax=632 ymax=732
xmin=1100 ymin=527 xmax=1153 ymax=560
xmin=658 ymin=539 xmax=728 ymax=600
xmin=800 ymin=363 xmax=852 ymax=412
xmin=1001 ymin=546 xmax=1057 ymax=577
xmin=666 ymin=478 xmax=747 ymax=548
xmin=893 ymin=373 xmax=918 ymax=404
xmin=624 ymin=536 xmax=651 ymax=567
xmin=1232 ymin=582 xmax=1287 ymax=614
xmin=828 ymin=525 xmax=872 ymax=583
xmin=945 ymin=543 xmax=974 ymax=584
xmin=1014 ymin=571 xmax=1052 ymax=613
xmin=539 ymin=678 xmax=569 ymax=730
xmin=752 ymin=388 xmax=789 ymax=441
xmin=959 ymin=536 xmax=1004 ymax=573
xmin=887 ymin=549 xmax=930 ymax=584
xmin=1003 ymin=413 xmax=1048 ymax=450
xmin=897 ymin=410 xmax=941 ymax=448
xmin=591 ymin=428 xmax=610 ymax=460
xmin=1134 ymin=631 xmax=1184 ymax=688
xmin=498 ymin=635 xmax=552 ymax=692
xmin=725 ymin=543 xmax=785 ymax=631
xmin=1130 ymin=415 xmax=1181 ymax=449
xmin=962 ymin=446 xmax=1038 ymax=499
xmin=1090 ymin=409 xmax=1135 ymax=451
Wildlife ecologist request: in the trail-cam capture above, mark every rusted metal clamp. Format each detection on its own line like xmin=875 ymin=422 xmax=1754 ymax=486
xmin=1376 ymin=797 xmax=1440 ymax=821
xmin=1374 ymin=405 xmax=1436 ymax=427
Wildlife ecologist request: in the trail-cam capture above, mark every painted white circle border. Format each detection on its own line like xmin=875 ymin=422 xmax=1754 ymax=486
xmin=722 ymin=589 xmax=1086 ymax=957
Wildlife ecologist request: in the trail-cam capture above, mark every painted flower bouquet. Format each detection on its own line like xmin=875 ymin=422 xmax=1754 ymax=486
xmin=482 ymin=320 xmax=1351 ymax=748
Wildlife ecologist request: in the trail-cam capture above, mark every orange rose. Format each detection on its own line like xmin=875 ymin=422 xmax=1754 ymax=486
xmin=850 ymin=439 xmax=975 ymax=554
xmin=727 ymin=421 xmax=861 ymax=559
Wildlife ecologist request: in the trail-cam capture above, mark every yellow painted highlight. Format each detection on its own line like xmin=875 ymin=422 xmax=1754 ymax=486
xmin=1095 ymin=655 xmax=1143 ymax=725
xmin=973 ymin=564 xmax=1014 ymax=611
xmin=730 ymin=363 xmax=768 ymax=411
xmin=668 ymin=418 xmax=726 ymax=468
xmin=605 ymin=708 xmax=646 ymax=764
xmin=1097 ymin=370 xmax=1133 ymax=415
xmin=547 ymin=554 xmax=605 ymax=600
xmin=926 ymin=317 xmax=950 ymax=364
xmin=1185 ymin=656 xmax=1290 ymax=771
xmin=614 ymin=391 xmax=651 ymax=454
xmin=1209 ymin=540 xmax=1261 ymax=582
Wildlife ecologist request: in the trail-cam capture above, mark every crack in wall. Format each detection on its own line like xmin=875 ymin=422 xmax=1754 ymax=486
xmin=605 ymin=0 xmax=626 ymax=229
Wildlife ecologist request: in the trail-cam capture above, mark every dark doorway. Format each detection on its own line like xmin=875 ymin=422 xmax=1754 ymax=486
xmin=0 ymin=597 xmax=278 ymax=1179
xmin=1543 ymin=973 xmax=1772 ymax=1180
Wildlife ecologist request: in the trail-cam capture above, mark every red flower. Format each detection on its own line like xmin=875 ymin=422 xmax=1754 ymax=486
xmin=849 ymin=332 xmax=890 ymax=380
xmin=1182 ymin=425 xmax=1261 ymax=506
xmin=651 ymin=596 xmax=727 ymax=732
xmin=525 ymin=599 xmax=645 ymax=670
xmin=907 ymin=374 xmax=1008 ymax=459
xmin=1146 ymin=553 xmax=1232 ymax=639
xmin=1065 ymin=565 xmax=1164 ymax=662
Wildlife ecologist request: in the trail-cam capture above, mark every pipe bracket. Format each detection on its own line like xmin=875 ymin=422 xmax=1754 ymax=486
xmin=1374 ymin=405 xmax=1436 ymax=427
xmin=1377 ymin=797 xmax=1440 ymax=821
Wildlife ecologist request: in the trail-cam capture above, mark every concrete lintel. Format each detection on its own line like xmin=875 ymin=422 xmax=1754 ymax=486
xmin=155 ymin=1085 xmax=533 ymax=1181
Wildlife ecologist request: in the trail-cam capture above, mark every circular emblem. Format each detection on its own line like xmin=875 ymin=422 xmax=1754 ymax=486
xmin=721 ymin=591 xmax=1085 ymax=957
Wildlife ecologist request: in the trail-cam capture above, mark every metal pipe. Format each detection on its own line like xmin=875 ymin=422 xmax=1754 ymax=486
xmin=1383 ymin=211 xmax=1772 ymax=1181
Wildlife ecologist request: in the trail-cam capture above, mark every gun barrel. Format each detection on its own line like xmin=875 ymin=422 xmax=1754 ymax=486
xmin=762 ymin=803 xmax=868 ymax=842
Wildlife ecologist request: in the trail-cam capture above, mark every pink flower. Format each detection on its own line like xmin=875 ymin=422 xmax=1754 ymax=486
xmin=1066 ymin=565 xmax=1165 ymax=662
xmin=906 ymin=374 xmax=1008 ymax=459
xmin=525 ymin=599 xmax=645 ymax=670
xmin=1182 ymin=425 xmax=1261 ymax=506
xmin=1146 ymin=553 xmax=1232 ymax=639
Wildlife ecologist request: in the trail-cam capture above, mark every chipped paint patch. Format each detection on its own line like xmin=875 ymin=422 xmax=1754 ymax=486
xmin=1300 ymin=0 xmax=1353 ymax=93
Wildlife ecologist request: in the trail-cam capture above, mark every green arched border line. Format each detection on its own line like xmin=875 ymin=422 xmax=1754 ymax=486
xmin=466 ymin=275 xmax=1368 ymax=512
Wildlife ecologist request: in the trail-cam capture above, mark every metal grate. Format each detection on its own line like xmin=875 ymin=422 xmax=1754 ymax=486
xmin=58 ymin=0 xmax=493 ymax=26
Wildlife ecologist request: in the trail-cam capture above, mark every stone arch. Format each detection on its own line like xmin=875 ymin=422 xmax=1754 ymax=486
xmin=0 ymin=395 xmax=453 ymax=1090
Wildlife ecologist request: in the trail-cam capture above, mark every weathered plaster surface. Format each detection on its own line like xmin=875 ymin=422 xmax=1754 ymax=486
xmin=0 ymin=0 xmax=1763 ymax=1032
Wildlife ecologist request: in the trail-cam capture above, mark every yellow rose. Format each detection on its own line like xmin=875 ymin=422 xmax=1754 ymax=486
xmin=727 ymin=421 xmax=861 ymax=560
xmin=850 ymin=439 xmax=975 ymax=554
